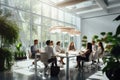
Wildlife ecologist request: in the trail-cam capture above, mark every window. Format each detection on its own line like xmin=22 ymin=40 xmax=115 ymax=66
xmin=33 ymin=15 xmax=41 ymax=25
xmin=51 ymin=7 xmax=57 ymax=19
xmin=42 ymin=4 xmax=50 ymax=17
xmin=65 ymin=12 xmax=72 ymax=23
xmin=58 ymin=10 xmax=64 ymax=21
xmin=42 ymin=17 xmax=51 ymax=26
xmin=32 ymin=1 xmax=42 ymax=15
xmin=0 ymin=0 xmax=80 ymax=49
xmin=18 ymin=22 xmax=30 ymax=47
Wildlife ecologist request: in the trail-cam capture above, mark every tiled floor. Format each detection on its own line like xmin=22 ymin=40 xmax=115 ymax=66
xmin=0 ymin=58 xmax=109 ymax=80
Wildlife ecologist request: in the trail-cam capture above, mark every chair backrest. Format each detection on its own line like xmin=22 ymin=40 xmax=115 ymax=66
xmin=40 ymin=52 xmax=49 ymax=65
xmin=89 ymin=51 xmax=93 ymax=61
xmin=98 ymin=51 xmax=105 ymax=58
xmin=92 ymin=51 xmax=98 ymax=60
xmin=28 ymin=50 xmax=32 ymax=59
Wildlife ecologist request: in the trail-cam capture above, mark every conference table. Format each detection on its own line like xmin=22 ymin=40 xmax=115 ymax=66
xmin=34 ymin=51 xmax=80 ymax=80
xmin=56 ymin=51 xmax=80 ymax=80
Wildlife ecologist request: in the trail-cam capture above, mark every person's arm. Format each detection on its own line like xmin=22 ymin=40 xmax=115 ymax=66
xmin=56 ymin=46 xmax=61 ymax=52
xmin=84 ymin=49 xmax=90 ymax=55
xmin=80 ymin=49 xmax=90 ymax=57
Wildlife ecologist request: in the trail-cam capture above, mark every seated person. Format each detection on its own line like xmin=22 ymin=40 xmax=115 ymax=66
xmin=55 ymin=41 xmax=65 ymax=65
xmin=45 ymin=40 xmax=57 ymax=67
xmin=31 ymin=39 xmax=40 ymax=59
xmin=67 ymin=41 xmax=76 ymax=51
xmin=92 ymin=40 xmax=98 ymax=63
xmin=97 ymin=41 xmax=104 ymax=62
xmin=76 ymin=42 xmax=92 ymax=68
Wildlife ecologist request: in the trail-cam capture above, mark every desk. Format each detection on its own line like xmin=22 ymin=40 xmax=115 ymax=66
xmin=56 ymin=51 xmax=79 ymax=80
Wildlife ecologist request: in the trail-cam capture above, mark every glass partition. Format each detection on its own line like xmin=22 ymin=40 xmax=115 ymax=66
xmin=0 ymin=0 xmax=80 ymax=49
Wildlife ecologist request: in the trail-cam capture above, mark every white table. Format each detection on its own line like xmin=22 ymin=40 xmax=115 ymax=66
xmin=56 ymin=51 xmax=79 ymax=80
xmin=35 ymin=51 xmax=79 ymax=80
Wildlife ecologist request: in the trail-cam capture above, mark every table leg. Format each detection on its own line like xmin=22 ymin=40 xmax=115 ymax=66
xmin=66 ymin=53 xmax=69 ymax=80
xmin=35 ymin=54 xmax=37 ymax=79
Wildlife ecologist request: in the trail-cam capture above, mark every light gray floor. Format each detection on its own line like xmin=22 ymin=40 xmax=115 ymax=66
xmin=0 ymin=58 xmax=108 ymax=80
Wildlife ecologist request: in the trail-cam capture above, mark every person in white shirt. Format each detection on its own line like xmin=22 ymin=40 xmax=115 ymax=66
xmin=45 ymin=40 xmax=57 ymax=67
xmin=97 ymin=41 xmax=104 ymax=62
xmin=92 ymin=40 xmax=98 ymax=63
xmin=55 ymin=41 xmax=65 ymax=65
xmin=92 ymin=41 xmax=97 ymax=52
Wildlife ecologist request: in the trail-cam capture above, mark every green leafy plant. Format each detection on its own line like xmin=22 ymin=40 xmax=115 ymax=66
xmin=100 ymin=32 xmax=106 ymax=36
xmin=92 ymin=35 xmax=99 ymax=42
xmin=14 ymin=42 xmax=26 ymax=60
xmin=0 ymin=9 xmax=19 ymax=71
xmin=100 ymin=32 xmax=114 ymax=52
xmin=82 ymin=35 xmax=87 ymax=48
xmin=102 ymin=15 xmax=120 ymax=80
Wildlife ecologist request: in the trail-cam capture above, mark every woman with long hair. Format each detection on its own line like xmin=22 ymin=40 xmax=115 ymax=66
xmin=97 ymin=41 xmax=104 ymax=62
xmin=75 ymin=42 xmax=92 ymax=68
xmin=67 ymin=41 xmax=76 ymax=51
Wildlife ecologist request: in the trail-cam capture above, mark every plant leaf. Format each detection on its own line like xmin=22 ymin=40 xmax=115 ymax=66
xmin=114 ymin=25 xmax=120 ymax=37
xmin=113 ymin=15 xmax=120 ymax=21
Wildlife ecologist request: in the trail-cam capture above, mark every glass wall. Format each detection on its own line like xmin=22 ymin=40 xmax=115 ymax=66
xmin=0 ymin=0 xmax=80 ymax=49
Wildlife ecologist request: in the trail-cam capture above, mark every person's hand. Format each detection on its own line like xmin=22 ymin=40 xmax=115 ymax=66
xmin=80 ymin=54 xmax=86 ymax=57
xmin=37 ymin=49 xmax=40 ymax=53
xmin=56 ymin=55 xmax=58 ymax=57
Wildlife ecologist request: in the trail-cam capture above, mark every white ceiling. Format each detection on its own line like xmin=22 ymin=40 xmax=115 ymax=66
xmin=43 ymin=0 xmax=120 ymax=18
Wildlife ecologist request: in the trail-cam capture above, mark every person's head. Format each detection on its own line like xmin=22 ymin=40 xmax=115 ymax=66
xmin=46 ymin=40 xmax=51 ymax=46
xmin=34 ymin=39 xmax=38 ymax=45
xmin=87 ymin=42 xmax=92 ymax=51
xmin=56 ymin=41 xmax=60 ymax=46
xmin=50 ymin=40 xmax=54 ymax=46
xmin=69 ymin=41 xmax=76 ymax=50
xmin=92 ymin=40 xmax=95 ymax=45
xmin=70 ymin=42 xmax=74 ymax=46
xmin=98 ymin=41 xmax=102 ymax=46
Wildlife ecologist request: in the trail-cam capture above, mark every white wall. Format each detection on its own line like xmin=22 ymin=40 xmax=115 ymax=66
xmin=81 ymin=14 xmax=120 ymax=42
xmin=75 ymin=17 xmax=82 ymax=49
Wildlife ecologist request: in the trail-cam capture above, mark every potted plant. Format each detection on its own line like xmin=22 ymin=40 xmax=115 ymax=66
xmin=92 ymin=35 xmax=99 ymax=42
xmin=0 ymin=10 xmax=19 ymax=71
xmin=102 ymin=15 xmax=120 ymax=80
xmin=100 ymin=31 xmax=114 ymax=52
xmin=81 ymin=35 xmax=87 ymax=48
xmin=14 ymin=42 xmax=27 ymax=60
